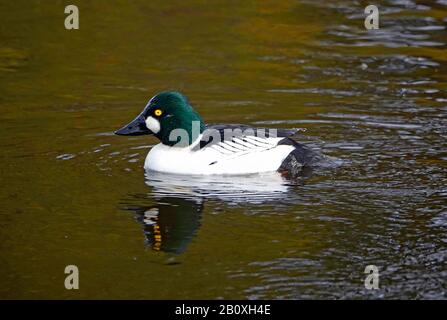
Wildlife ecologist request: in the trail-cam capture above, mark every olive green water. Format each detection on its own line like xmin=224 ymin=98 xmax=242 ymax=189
xmin=1 ymin=0 xmax=446 ymax=299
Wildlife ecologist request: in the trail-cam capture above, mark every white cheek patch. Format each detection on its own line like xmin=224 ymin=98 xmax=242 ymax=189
xmin=145 ymin=116 xmax=161 ymax=134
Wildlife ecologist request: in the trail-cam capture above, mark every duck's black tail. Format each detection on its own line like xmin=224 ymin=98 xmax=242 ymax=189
xmin=278 ymin=138 xmax=338 ymax=174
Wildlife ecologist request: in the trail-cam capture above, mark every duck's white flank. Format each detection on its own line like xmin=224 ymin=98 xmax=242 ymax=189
xmin=144 ymin=135 xmax=295 ymax=175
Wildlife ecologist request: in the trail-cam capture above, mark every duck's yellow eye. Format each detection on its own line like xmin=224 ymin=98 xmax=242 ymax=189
xmin=154 ymin=109 xmax=162 ymax=117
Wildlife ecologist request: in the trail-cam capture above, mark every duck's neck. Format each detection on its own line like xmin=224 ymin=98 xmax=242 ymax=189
xmin=158 ymin=120 xmax=205 ymax=147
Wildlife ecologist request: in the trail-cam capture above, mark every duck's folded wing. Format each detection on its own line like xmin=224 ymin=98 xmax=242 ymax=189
xmin=204 ymin=124 xmax=298 ymax=139
xmin=199 ymin=124 xmax=298 ymax=148
xmin=197 ymin=124 xmax=298 ymax=155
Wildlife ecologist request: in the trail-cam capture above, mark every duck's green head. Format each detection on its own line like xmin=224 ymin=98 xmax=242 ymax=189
xmin=115 ymin=91 xmax=205 ymax=147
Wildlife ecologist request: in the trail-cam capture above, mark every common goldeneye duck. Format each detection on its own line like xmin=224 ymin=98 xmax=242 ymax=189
xmin=115 ymin=91 xmax=331 ymax=175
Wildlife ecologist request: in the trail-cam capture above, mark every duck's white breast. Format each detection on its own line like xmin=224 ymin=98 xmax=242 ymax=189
xmin=144 ymin=138 xmax=295 ymax=175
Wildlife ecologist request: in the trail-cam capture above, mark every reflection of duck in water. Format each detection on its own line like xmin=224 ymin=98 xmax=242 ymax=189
xmin=122 ymin=169 xmax=311 ymax=253
xmin=123 ymin=197 xmax=202 ymax=254
xmin=144 ymin=170 xmax=298 ymax=203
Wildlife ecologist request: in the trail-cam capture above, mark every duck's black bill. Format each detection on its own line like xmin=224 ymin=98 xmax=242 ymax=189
xmin=114 ymin=115 xmax=153 ymax=136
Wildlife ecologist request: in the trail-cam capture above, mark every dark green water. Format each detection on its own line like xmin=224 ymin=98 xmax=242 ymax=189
xmin=0 ymin=0 xmax=446 ymax=299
